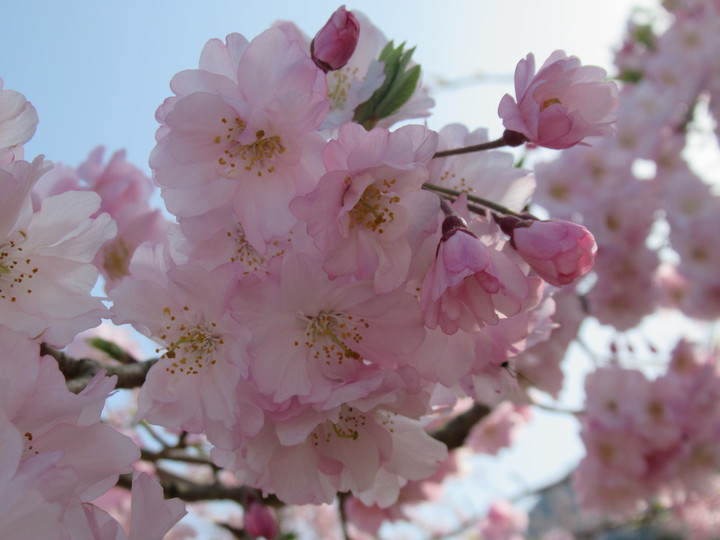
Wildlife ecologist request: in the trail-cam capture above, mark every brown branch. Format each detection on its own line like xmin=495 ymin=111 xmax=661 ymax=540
xmin=116 ymin=470 xmax=279 ymax=507
xmin=41 ymin=343 xmax=158 ymax=393
xmin=431 ymin=403 xmax=492 ymax=450
xmin=46 ymin=340 xmax=494 ymax=508
xmin=140 ymin=448 xmax=216 ymax=467
xmin=113 ymin=402 xmax=493 ymax=509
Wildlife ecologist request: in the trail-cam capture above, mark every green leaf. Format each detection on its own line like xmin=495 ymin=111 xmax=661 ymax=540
xmin=617 ymin=69 xmax=643 ymax=83
xmin=373 ymin=64 xmax=420 ymax=119
xmin=633 ymin=23 xmax=655 ymax=49
xmin=352 ymin=41 xmax=423 ymax=129
xmin=87 ymin=337 xmax=128 ymax=362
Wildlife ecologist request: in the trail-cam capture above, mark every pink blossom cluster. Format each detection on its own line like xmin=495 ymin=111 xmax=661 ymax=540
xmin=102 ymin=13 xmax=612 ymax=508
xmin=478 ymin=500 xmax=528 ymax=540
xmin=34 ymin=147 xmax=169 ymax=289
xmin=533 ymin=0 xmax=720 ymax=329
xmin=0 ymin=328 xmax=185 ymax=539
xmin=0 ymin=4 xmax=633 ymax=536
xmin=496 ymin=1 xmax=720 ymax=533
xmin=574 ymin=340 xmax=720 ymax=517
xmin=0 ymin=80 xmax=186 ymax=539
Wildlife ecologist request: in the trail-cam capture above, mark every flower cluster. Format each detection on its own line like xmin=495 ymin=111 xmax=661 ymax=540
xmin=0 ymin=3 xmax=638 ymax=537
xmin=575 ymin=341 xmax=720 ymax=518
xmin=105 ymin=10 xmax=609 ymax=507
xmin=0 ymin=78 xmax=185 ymax=540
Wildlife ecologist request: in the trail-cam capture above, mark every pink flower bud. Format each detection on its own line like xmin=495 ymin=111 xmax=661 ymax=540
xmin=311 ymin=5 xmax=360 ymax=72
xmin=478 ymin=500 xmax=528 ymax=540
xmin=421 ymin=218 xmax=530 ymax=334
xmin=244 ymin=502 xmax=278 ymax=539
xmin=498 ymin=50 xmax=619 ymax=149
xmin=512 ymin=220 xmax=597 ymax=287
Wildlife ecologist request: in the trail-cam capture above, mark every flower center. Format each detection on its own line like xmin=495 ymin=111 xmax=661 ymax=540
xmin=227 ymin=226 xmax=266 ymax=274
xmin=0 ymin=231 xmax=38 ymax=304
xmin=217 ymin=126 xmax=286 ymax=178
xmin=311 ymin=406 xmax=367 ymax=446
xmin=297 ymin=310 xmax=367 ymax=365
xmin=158 ymin=306 xmax=223 ymax=376
xmin=328 ymin=66 xmax=358 ymax=110
xmin=102 ymin=238 xmax=131 ymax=281
xmin=226 ymin=224 xmax=287 ymax=275
xmin=541 ymin=97 xmax=562 ymax=111
xmin=347 ymin=179 xmax=400 ymax=234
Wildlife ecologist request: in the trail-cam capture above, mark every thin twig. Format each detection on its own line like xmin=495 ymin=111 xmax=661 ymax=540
xmin=431 ymin=403 xmax=492 ymax=450
xmin=422 ymin=183 xmax=524 ymax=218
xmin=433 ymin=137 xmax=508 ymax=158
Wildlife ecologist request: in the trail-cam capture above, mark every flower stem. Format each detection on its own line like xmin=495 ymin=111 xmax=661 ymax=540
xmin=433 ymin=137 xmax=507 ymax=158
xmin=422 ymin=183 xmax=525 ymax=218
xmin=432 ymin=129 xmax=528 ymax=159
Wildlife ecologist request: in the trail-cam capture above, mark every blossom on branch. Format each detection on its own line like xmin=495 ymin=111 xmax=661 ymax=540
xmin=311 ymin=5 xmax=360 ymax=72
xmin=420 ymin=215 xmax=530 ymax=334
xmin=0 ymin=157 xmax=116 ymax=346
xmin=506 ymin=218 xmax=597 ymax=287
xmin=498 ymin=50 xmax=619 ymax=149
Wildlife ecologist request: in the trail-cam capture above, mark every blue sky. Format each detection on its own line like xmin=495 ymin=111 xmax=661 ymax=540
xmin=2 ymin=1 xmax=648 ymax=170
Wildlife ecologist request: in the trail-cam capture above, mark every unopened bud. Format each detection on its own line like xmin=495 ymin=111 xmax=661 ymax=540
xmin=512 ymin=219 xmax=596 ymax=287
xmin=311 ymin=5 xmax=360 ymax=72
xmin=245 ymin=501 xmax=278 ymax=539
xmin=502 ymin=129 xmax=528 ymax=147
xmin=441 ymin=215 xmax=468 ymax=238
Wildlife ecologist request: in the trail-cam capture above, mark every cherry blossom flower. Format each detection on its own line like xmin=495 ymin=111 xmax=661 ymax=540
xmin=33 ymin=148 xmax=169 ymax=287
xmin=320 ymin=11 xmax=385 ymax=131
xmin=0 ymin=157 xmax=116 ymax=346
xmin=111 ymin=253 xmax=261 ymax=449
xmin=478 ymin=500 xmax=529 ymax=540
xmin=231 ymin=253 xmax=425 ymax=403
xmin=151 ymin=27 xmax=328 ymax=248
xmin=421 ymin=215 xmax=530 ymax=334
xmin=311 ymin=5 xmax=360 ymax=72
xmin=498 ymin=50 xmax=619 ymax=149
xmin=0 ymin=327 xmax=149 ymax=539
xmin=292 ymin=122 xmax=439 ymax=293
xmin=212 ymin=371 xmax=446 ymax=507
xmin=575 ymin=342 xmax=720 ymax=516
xmin=511 ymin=219 xmax=597 ymax=287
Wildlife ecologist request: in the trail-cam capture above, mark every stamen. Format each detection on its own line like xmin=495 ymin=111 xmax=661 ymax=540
xmin=0 ymin=232 xmax=38 ymax=301
xmin=311 ymin=405 xmax=367 ymax=446
xmin=347 ymin=180 xmax=400 ymax=234
xmin=217 ymin=126 xmax=286 ymax=178
xmin=159 ymin=307 xmax=222 ymax=376
xmin=541 ymin=97 xmax=562 ymax=111
xmin=297 ymin=310 xmax=368 ymax=365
